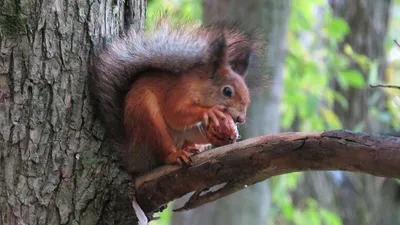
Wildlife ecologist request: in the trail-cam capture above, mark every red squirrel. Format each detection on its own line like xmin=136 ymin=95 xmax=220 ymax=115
xmin=89 ymin=18 xmax=262 ymax=174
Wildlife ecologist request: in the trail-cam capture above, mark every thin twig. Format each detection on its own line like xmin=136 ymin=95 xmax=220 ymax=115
xmin=395 ymin=40 xmax=400 ymax=48
xmin=370 ymin=84 xmax=400 ymax=90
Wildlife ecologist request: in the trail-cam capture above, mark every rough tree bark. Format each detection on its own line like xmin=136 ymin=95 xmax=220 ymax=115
xmin=2 ymin=1 xmax=399 ymax=225
xmin=294 ymin=1 xmax=397 ymax=225
xmin=0 ymin=0 xmax=145 ymax=224
xmin=136 ymin=130 xmax=400 ymax=215
xmin=171 ymin=1 xmax=291 ymax=225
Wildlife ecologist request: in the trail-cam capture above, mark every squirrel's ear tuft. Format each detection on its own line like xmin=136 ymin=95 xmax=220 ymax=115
xmin=209 ymin=36 xmax=226 ymax=61
xmin=209 ymin=36 xmax=227 ymax=78
xmin=231 ymin=49 xmax=253 ymax=76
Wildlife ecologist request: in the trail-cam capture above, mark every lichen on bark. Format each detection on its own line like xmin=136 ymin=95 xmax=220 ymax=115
xmin=0 ymin=0 xmax=28 ymax=36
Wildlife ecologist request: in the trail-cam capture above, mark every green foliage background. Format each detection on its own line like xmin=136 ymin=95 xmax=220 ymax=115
xmin=146 ymin=0 xmax=400 ymax=224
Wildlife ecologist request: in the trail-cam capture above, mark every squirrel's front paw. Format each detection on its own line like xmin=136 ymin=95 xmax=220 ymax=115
xmin=164 ymin=150 xmax=194 ymax=168
xmin=203 ymin=105 xmax=227 ymax=127
xmin=206 ymin=111 xmax=239 ymax=147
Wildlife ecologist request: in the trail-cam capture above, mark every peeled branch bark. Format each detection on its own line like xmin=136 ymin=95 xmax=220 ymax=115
xmin=135 ymin=130 xmax=400 ymax=214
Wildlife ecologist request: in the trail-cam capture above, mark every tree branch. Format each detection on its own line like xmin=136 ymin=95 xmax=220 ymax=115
xmin=370 ymin=84 xmax=400 ymax=90
xmin=135 ymin=130 xmax=400 ymax=214
xmin=395 ymin=39 xmax=400 ymax=48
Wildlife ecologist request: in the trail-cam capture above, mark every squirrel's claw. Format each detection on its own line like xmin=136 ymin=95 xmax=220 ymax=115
xmin=183 ymin=146 xmax=201 ymax=155
xmin=166 ymin=150 xmax=194 ymax=168
xmin=214 ymin=106 xmax=227 ymax=120
xmin=181 ymin=140 xmax=203 ymax=154
xmin=208 ymin=110 xmax=219 ymax=127
xmin=204 ymin=105 xmax=227 ymax=127
xmin=203 ymin=114 xmax=209 ymax=127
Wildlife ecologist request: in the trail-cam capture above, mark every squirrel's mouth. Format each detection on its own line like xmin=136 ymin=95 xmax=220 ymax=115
xmin=226 ymin=107 xmax=246 ymax=125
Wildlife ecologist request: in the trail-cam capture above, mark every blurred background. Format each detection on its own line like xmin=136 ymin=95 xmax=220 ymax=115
xmin=146 ymin=0 xmax=400 ymax=225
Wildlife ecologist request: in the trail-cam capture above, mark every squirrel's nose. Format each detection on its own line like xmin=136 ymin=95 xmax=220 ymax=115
xmin=236 ymin=115 xmax=246 ymax=124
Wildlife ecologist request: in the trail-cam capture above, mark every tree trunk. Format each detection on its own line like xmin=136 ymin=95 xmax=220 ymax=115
xmin=330 ymin=0 xmax=391 ymax=133
xmin=171 ymin=1 xmax=291 ymax=224
xmin=294 ymin=1 xmax=398 ymax=225
xmin=0 ymin=0 xmax=145 ymax=224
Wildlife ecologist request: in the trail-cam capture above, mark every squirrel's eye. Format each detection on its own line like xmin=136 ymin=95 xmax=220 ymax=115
xmin=222 ymin=86 xmax=233 ymax=97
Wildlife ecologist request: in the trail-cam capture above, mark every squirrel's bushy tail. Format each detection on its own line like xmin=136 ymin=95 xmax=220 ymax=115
xmin=88 ymin=16 xmax=263 ymax=145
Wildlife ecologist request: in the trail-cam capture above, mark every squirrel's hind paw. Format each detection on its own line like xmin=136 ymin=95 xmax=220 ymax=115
xmin=164 ymin=150 xmax=194 ymax=168
xmin=181 ymin=141 xmax=202 ymax=155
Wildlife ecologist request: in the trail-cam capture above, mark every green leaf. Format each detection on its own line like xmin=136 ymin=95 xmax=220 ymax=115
xmin=343 ymin=44 xmax=354 ymax=56
xmin=332 ymin=91 xmax=349 ymax=110
xmin=304 ymin=94 xmax=319 ymax=116
xmin=281 ymin=103 xmax=296 ymax=129
xmin=149 ymin=202 xmax=173 ymax=225
xmin=305 ymin=199 xmax=321 ymax=225
xmin=320 ymin=209 xmax=343 ymax=225
xmin=320 ymin=107 xmax=342 ymax=129
xmin=353 ymin=122 xmax=365 ymax=132
xmin=339 ymin=70 xmax=366 ymax=88
xmin=282 ymin=202 xmax=295 ymax=220
xmin=325 ymin=17 xmax=350 ymax=41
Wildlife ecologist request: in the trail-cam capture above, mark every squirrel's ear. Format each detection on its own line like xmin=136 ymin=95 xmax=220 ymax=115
xmin=208 ymin=36 xmax=227 ymax=78
xmin=231 ymin=49 xmax=253 ymax=76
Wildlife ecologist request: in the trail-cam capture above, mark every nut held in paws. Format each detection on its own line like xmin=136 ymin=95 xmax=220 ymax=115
xmin=206 ymin=111 xmax=240 ymax=147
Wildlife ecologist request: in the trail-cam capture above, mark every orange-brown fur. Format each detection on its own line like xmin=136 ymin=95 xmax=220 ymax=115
xmin=89 ymin=17 xmax=262 ymax=174
xmin=123 ymin=60 xmax=250 ymax=172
